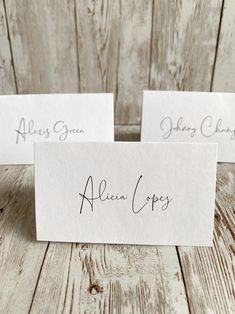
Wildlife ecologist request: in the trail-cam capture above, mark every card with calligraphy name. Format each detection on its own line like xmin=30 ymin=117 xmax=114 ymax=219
xmin=35 ymin=142 xmax=217 ymax=246
xmin=141 ymin=91 xmax=235 ymax=162
xmin=0 ymin=94 xmax=114 ymax=165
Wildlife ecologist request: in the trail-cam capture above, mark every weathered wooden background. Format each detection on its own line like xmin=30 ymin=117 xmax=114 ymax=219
xmin=1 ymin=0 xmax=235 ymax=136
xmin=0 ymin=0 xmax=235 ymax=313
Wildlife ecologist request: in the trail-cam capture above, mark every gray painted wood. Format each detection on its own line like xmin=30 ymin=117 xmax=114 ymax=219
xmin=113 ymin=0 xmax=152 ymax=124
xmin=5 ymin=0 xmax=79 ymax=93
xmin=178 ymin=164 xmax=235 ymax=314
xmin=0 ymin=0 xmax=16 ymax=94
xmin=0 ymin=166 xmax=48 ymax=313
xmin=75 ymin=0 xmax=119 ymax=94
xmin=149 ymin=0 xmax=223 ymax=91
xmin=30 ymin=244 xmax=189 ymax=313
xmin=75 ymin=0 xmax=152 ymax=124
xmin=212 ymin=0 xmax=235 ymax=91
xmin=115 ymin=125 xmax=140 ymax=141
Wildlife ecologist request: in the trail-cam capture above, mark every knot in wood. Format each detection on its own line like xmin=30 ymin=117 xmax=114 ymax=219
xmin=88 ymin=283 xmax=103 ymax=295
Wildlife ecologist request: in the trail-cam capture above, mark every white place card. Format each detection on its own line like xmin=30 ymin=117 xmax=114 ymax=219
xmin=35 ymin=142 xmax=217 ymax=246
xmin=141 ymin=91 xmax=235 ymax=162
xmin=0 ymin=94 xmax=113 ymax=164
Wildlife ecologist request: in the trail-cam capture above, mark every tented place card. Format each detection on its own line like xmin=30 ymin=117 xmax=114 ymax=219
xmin=35 ymin=142 xmax=217 ymax=246
xmin=0 ymin=94 xmax=113 ymax=164
xmin=141 ymin=91 xmax=235 ymax=162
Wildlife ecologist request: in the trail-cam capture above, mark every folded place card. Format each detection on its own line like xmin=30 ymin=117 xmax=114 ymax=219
xmin=35 ymin=142 xmax=217 ymax=246
xmin=141 ymin=91 xmax=235 ymax=162
xmin=0 ymin=94 xmax=113 ymax=165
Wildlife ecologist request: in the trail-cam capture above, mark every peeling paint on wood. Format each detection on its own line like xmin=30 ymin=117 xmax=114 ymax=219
xmin=0 ymin=166 xmax=48 ymax=313
xmin=4 ymin=0 xmax=79 ymax=93
xmin=149 ymin=0 xmax=223 ymax=91
xmin=178 ymin=164 xmax=235 ymax=314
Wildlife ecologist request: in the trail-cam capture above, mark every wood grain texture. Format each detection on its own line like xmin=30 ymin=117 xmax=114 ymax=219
xmin=5 ymin=0 xmax=79 ymax=93
xmin=75 ymin=0 xmax=119 ymax=94
xmin=29 ymin=242 xmax=73 ymax=314
xmin=114 ymin=0 xmax=152 ymax=124
xmin=149 ymin=0 xmax=223 ymax=91
xmin=0 ymin=166 xmax=48 ymax=314
xmin=212 ymin=0 xmax=235 ymax=91
xmin=75 ymin=0 xmax=152 ymax=124
xmin=115 ymin=125 xmax=140 ymax=141
xmin=30 ymin=243 xmax=189 ymax=313
xmin=0 ymin=0 xmax=16 ymax=94
xmin=178 ymin=164 xmax=235 ymax=314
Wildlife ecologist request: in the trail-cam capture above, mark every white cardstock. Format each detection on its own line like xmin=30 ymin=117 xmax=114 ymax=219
xmin=35 ymin=142 xmax=217 ymax=246
xmin=141 ymin=91 xmax=235 ymax=162
xmin=0 ymin=94 xmax=114 ymax=164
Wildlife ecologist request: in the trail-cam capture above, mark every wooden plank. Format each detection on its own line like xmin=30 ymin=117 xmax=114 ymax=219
xmin=115 ymin=124 xmax=140 ymax=141
xmin=0 ymin=166 xmax=48 ymax=313
xmin=212 ymin=0 xmax=235 ymax=91
xmin=75 ymin=0 xmax=152 ymax=125
xmin=114 ymin=0 xmax=152 ymax=124
xmin=29 ymin=242 xmax=73 ymax=314
xmin=178 ymin=164 xmax=235 ymax=313
xmin=75 ymin=0 xmax=119 ymax=93
xmin=30 ymin=244 xmax=189 ymax=313
xmin=149 ymin=0 xmax=223 ymax=91
xmin=5 ymin=0 xmax=79 ymax=93
xmin=0 ymin=0 xmax=16 ymax=94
